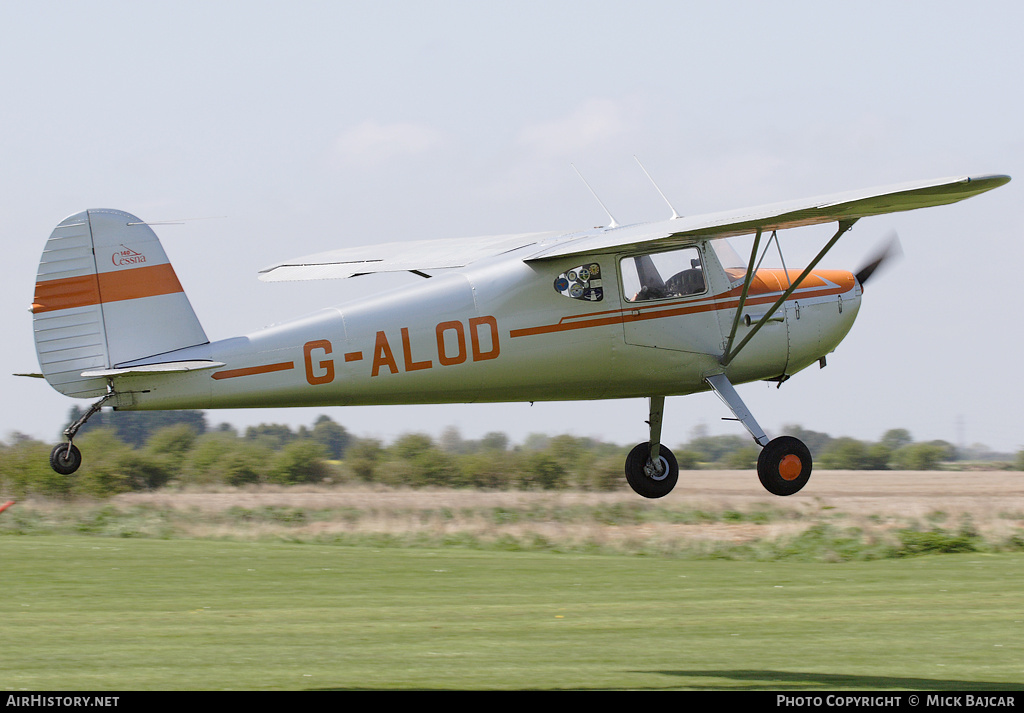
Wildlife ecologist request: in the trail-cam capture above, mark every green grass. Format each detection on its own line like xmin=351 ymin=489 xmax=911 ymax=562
xmin=1 ymin=536 xmax=1022 ymax=690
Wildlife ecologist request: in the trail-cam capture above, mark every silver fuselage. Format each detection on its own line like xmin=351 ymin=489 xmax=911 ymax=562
xmin=108 ymin=240 xmax=861 ymax=411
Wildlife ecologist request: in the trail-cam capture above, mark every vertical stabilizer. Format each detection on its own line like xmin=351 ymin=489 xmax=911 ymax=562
xmin=32 ymin=209 xmax=209 ymax=398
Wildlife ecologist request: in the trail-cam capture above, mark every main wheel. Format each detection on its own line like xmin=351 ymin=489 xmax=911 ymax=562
xmin=49 ymin=443 xmax=82 ymax=475
xmin=757 ymin=436 xmax=811 ymax=496
xmin=625 ymin=442 xmax=679 ymax=499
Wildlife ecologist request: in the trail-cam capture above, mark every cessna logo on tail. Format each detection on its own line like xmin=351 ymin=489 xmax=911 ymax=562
xmin=111 ymin=245 xmax=147 ymax=267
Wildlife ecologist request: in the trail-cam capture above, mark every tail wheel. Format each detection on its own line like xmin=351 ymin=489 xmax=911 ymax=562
xmin=757 ymin=436 xmax=811 ymax=496
xmin=625 ymin=442 xmax=679 ymax=499
xmin=49 ymin=443 xmax=82 ymax=475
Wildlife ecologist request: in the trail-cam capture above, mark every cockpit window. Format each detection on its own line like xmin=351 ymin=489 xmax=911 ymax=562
xmin=621 ymin=247 xmax=705 ymax=302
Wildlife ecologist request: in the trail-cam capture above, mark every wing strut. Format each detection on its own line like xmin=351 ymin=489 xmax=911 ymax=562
xmin=722 ymin=227 xmax=763 ymax=361
xmin=721 ymin=219 xmax=858 ymax=366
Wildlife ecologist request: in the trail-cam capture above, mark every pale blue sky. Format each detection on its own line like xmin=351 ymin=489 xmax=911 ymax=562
xmin=4 ymin=1 xmax=1022 ymax=451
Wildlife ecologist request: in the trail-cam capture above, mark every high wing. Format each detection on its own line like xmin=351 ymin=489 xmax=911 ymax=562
xmin=526 ymin=173 xmax=1011 ymax=261
xmin=258 ymin=174 xmax=1009 ymax=281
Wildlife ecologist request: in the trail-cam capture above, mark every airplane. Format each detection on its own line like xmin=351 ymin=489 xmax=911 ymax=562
xmin=27 ymin=172 xmax=1010 ymax=498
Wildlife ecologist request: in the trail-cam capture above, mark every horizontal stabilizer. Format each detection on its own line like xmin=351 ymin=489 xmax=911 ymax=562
xmin=80 ymin=360 xmax=225 ymax=378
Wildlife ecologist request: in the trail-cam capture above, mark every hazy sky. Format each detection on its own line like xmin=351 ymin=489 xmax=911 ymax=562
xmin=3 ymin=1 xmax=1022 ymax=453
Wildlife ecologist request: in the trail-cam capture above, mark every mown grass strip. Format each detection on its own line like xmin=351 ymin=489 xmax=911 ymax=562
xmin=1 ymin=536 xmax=1022 ymax=690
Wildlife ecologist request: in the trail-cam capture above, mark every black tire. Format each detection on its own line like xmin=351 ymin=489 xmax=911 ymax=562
xmin=49 ymin=443 xmax=82 ymax=475
xmin=757 ymin=436 xmax=811 ymax=496
xmin=625 ymin=442 xmax=679 ymax=499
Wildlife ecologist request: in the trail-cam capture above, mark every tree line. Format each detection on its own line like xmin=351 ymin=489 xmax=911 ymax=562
xmin=681 ymin=424 xmax=971 ymax=472
xmin=0 ymin=409 xmax=1021 ymax=499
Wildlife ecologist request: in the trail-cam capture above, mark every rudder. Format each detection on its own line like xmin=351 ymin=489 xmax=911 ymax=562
xmin=32 ymin=209 xmax=209 ymax=398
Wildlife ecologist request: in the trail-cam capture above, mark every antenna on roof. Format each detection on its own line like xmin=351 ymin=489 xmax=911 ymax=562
xmin=634 ymin=156 xmax=681 ymax=219
xmin=571 ymin=163 xmax=619 ymax=228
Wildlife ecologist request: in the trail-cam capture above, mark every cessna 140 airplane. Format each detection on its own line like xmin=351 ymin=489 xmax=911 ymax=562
xmin=28 ymin=172 xmax=1010 ymax=498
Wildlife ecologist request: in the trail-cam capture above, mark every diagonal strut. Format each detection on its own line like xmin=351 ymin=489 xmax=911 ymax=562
xmin=721 ymin=219 xmax=858 ymax=366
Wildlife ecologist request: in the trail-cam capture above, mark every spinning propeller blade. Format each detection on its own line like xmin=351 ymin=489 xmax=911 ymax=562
xmin=855 ymin=232 xmax=902 ymax=288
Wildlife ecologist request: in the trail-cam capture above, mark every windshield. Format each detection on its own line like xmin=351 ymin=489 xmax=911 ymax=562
xmin=711 ymin=238 xmax=748 ymax=285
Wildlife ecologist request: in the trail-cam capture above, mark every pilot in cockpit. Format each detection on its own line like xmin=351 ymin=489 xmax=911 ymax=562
xmin=630 ymin=251 xmax=705 ymax=301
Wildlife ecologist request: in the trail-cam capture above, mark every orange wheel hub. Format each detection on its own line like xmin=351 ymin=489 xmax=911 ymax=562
xmin=778 ymin=454 xmax=803 ymax=481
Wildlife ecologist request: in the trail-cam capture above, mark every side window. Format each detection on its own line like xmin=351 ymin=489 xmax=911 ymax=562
xmin=553 ymin=262 xmax=603 ymax=302
xmin=621 ymin=247 xmax=705 ymax=302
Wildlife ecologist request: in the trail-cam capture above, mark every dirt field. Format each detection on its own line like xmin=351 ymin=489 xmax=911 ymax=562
xmin=110 ymin=470 xmax=1024 ymax=549
xmin=117 ymin=470 xmax=1024 ymax=508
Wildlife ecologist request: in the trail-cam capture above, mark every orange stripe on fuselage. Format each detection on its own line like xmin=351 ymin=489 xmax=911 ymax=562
xmin=210 ymin=362 xmax=296 ymax=380
xmin=32 ymin=264 xmax=185 ymax=314
xmin=509 ymin=269 xmax=855 ymax=339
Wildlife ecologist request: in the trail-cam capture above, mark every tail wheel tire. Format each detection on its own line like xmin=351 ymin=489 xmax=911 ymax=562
xmin=757 ymin=436 xmax=811 ymax=496
xmin=625 ymin=442 xmax=679 ymax=499
xmin=50 ymin=443 xmax=82 ymax=475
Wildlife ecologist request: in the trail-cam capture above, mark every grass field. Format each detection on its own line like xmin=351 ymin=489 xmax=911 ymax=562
xmin=2 ymin=535 xmax=1023 ymax=690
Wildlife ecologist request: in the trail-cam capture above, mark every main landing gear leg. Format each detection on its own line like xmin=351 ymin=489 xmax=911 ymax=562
xmin=625 ymin=396 xmax=679 ymax=499
xmin=49 ymin=392 xmax=115 ymax=475
xmin=705 ymin=373 xmax=812 ymax=496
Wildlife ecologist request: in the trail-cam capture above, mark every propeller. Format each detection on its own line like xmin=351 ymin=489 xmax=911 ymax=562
xmin=855 ymin=232 xmax=903 ymax=289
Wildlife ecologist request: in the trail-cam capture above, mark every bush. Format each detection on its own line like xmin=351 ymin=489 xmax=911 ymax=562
xmin=405 ymin=449 xmax=461 ymax=487
xmin=310 ymin=416 xmax=351 ymax=460
xmin=345 ymin=438 xmax=384 ymax=482
xmin=674 ymin=449 xmax=701 ymax=470
xmin=688 ymin=434 xmax=749 ymax=464
xmin=725 ymin=446 xmax=759 ymax=470
xmin=72 ymin=429 xmax=141 ymax=497
xmin=892 ymin=443 xmax=947 ymax=471
xmin=0 ymin=439 xmax=73 ymax=498
xmin=456 ymin=452 xmax=517 ymax=489
xmin=519 ymin=452 xmax=568 ymax=490
xmin=576 ymin=454 xmax=626 ymax=492
xmin=183 ymin=432 xmax=240 ymax=485
xmin=120 ymin=451 xmax=174 ymax=491
xmin=391 ymin=433 xmax=434 ymax=461
xmin=145 ymin=424 xmax=198 ymax=470
xmin=817 ymin=438 xmax=892 ymax=470
xmin=894 ymin=528 xmax=979 ymax=556
xmin=268 ymin=441 xmax=331 ymax=485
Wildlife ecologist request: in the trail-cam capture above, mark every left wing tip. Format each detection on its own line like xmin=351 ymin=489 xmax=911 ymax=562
xmin=965 ymin=173 xmax=1011 ymax=187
